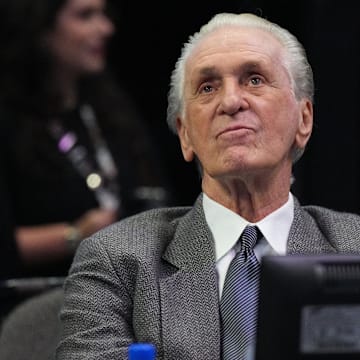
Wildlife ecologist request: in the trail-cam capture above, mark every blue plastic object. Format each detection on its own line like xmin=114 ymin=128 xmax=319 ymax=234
xmin=128 ymin=343 xmax=156 ymax=360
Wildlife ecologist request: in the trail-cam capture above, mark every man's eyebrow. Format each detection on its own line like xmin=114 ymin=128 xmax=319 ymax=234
xmin=197 ymin=66 xmax=220 ymax=78
xmin=196 ymin=61 xmax=265 ymax=77
xmin=238 ymin=61 xmax=263 ymax=73
xmin=190 ymin=67 xmax=221 ymax=89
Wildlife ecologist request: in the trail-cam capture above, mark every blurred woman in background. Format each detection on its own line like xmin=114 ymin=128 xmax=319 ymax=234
xmin=0 ymin=0 xmax=171 ymax=279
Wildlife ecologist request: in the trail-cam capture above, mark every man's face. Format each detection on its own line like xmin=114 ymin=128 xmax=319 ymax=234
xmin=177 ymin=26 xmax=312 ymax=185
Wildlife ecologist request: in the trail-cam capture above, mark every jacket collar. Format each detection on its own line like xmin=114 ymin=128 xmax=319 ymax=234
xmin=160 ymin=194 xmax=221 ymax=360
xmin=287 ymin=197 xmax=337 ymax=253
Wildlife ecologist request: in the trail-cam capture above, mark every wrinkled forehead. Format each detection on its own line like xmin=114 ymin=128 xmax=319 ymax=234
xmin=187 ymin=25 xmax=286 ymax=69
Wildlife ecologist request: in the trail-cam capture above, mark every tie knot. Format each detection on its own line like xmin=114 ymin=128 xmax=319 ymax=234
xmin=239 ymin=225 xmax=258 ymax=252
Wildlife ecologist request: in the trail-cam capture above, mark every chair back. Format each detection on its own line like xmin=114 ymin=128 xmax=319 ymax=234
xmin=0 ymin=286 xmax=63 ymax=360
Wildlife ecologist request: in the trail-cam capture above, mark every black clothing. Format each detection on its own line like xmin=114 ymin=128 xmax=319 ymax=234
xmin=0 ymin=90 xmax=171 ymax=279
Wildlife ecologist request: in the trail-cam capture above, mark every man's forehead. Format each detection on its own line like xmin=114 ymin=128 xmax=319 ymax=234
xmin=187 ymin=26 xmax=284 ymax=70
xmin=195 ymin=26 xmax=281 ymax=53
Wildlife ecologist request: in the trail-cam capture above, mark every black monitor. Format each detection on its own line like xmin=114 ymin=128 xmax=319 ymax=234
xmin=255 ymin=254 xmax=360 ymax=360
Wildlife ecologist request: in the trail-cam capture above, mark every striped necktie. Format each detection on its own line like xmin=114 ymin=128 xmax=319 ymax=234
xmin=220 ymin=225 xmax=261 ymax=360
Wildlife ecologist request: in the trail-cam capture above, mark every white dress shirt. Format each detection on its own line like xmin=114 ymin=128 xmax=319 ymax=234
xmin=202 ymin=192 xmax=294 ymax=298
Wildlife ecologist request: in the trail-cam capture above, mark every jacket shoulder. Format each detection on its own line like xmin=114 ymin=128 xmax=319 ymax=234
xmin=303 ymin=204 xmax=360 ymax=226
xmin=84 ymin=206 xmax=192 ymax=254
xmin=302 ymin=205 xmax=360 ymax=251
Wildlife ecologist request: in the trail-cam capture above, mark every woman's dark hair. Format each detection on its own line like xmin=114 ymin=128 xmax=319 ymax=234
xmin=0 ymin=0 xmax=119 ymax=116
xmin=0 ymin=0 xmax=68 ymax=114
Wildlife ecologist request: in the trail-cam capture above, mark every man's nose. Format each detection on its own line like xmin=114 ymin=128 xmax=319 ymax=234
xmin=218 ymin=81 xmax=250 ymax=115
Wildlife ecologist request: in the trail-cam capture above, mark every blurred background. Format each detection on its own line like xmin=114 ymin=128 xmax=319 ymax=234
xmin=109 ymin=0 xmax=360 ymax=212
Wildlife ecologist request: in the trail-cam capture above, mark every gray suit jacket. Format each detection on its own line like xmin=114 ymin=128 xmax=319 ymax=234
xmin=56 ymin=194 xmax=360 ymax=360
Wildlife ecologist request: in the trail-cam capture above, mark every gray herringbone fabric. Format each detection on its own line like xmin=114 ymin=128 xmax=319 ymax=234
xmin=57 ymin=194 xmax=360 ymax=360
xmin=220 ymin=225 xmax=260 ymax=360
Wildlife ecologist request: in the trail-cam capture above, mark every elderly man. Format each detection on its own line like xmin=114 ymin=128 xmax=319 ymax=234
xmin=56 ymin=12 xmax=360 ymax=360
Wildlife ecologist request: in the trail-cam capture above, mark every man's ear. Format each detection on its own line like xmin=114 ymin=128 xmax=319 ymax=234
xmin=176 ymin=117 xmax=195 ymax=162
xmin=295 ymin=99 xmax=313 ymax=149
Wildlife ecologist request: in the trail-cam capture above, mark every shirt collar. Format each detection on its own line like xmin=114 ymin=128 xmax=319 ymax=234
xmin=203 ymin=192 xmax=294 ymax=260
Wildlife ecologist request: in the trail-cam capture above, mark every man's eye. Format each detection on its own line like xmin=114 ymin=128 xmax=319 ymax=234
xmin=200 ymin=84 xmax=214 ymax=93
xmin=249 ymin=77 xmax=262 ymax=86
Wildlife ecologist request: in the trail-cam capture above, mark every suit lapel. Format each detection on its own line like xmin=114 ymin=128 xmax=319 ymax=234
xmin=287 ymin=198 xmax=337 ymax=254
xmin=159 ymin=195 xmax=221 ymax=360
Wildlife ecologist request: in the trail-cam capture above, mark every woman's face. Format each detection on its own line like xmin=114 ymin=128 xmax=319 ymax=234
xmin=45 ymin=0 xmax=115 ymax=76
